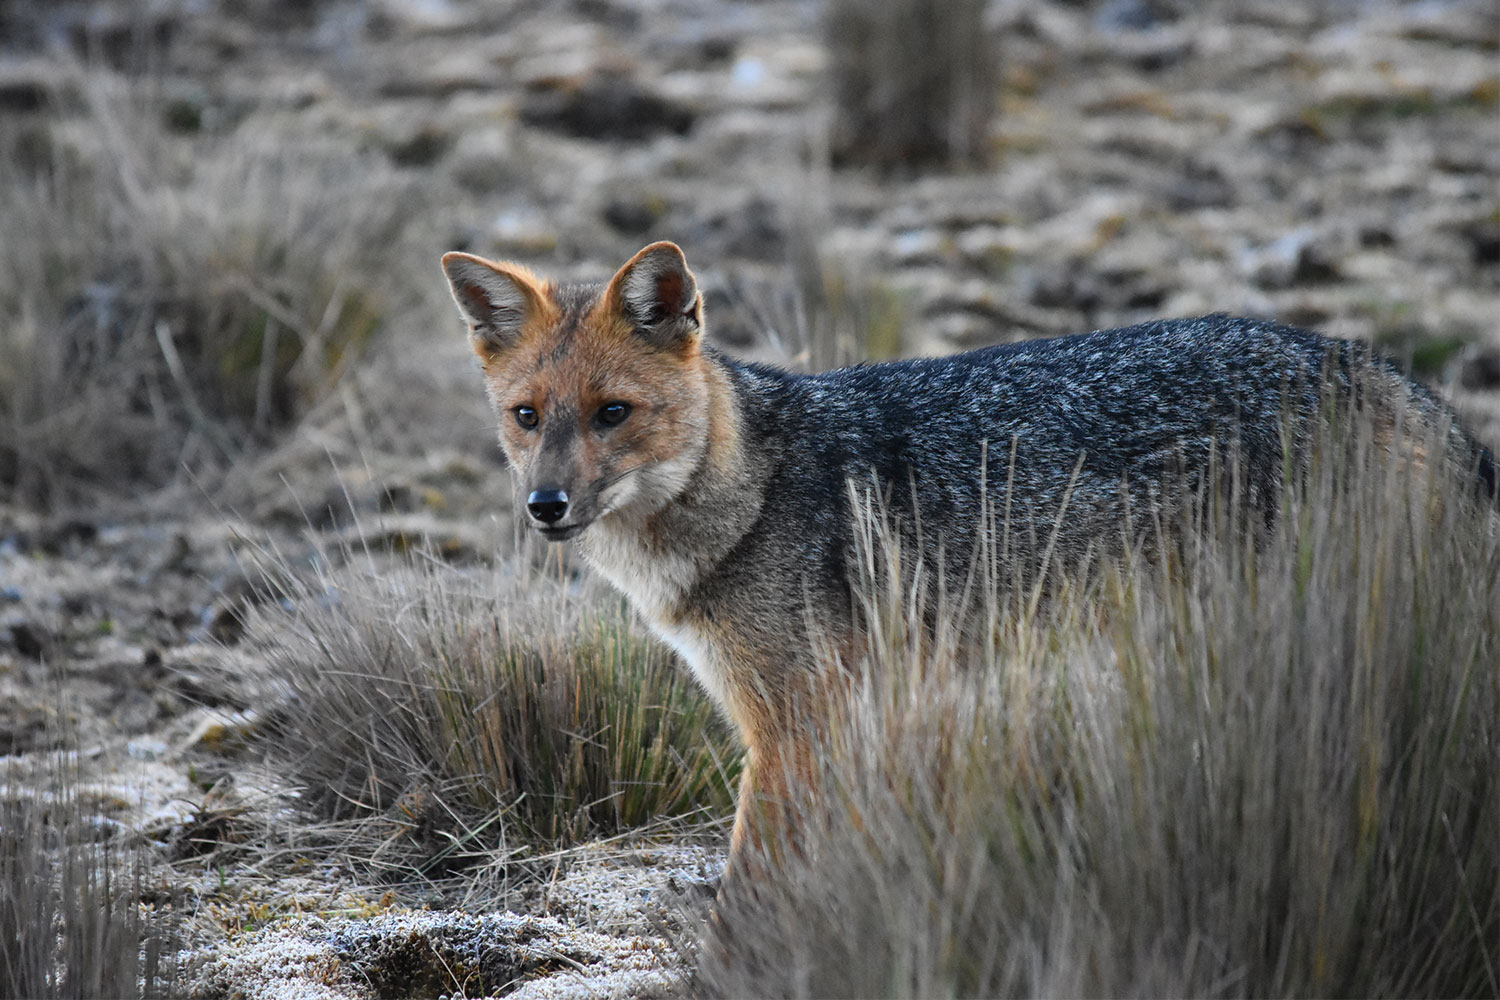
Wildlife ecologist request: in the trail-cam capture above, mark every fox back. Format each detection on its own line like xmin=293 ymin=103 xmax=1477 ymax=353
xmin=443 ymin=240 xmax=1496 ymax=865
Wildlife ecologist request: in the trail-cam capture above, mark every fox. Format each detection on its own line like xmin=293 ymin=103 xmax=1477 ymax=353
xmin=441 ymin=240 xmax=1496 ymax=877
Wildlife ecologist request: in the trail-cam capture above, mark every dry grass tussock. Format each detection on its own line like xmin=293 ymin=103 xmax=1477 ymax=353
xmin=0 ymin=68 xmax=423 ymax=507
xmin=698 ymin=425 xmax=1499 ymax=998
xmin=1 ymin=753 xmax=181 ymax=998
xmin=239 ymin=535 xmax=740 ymax=883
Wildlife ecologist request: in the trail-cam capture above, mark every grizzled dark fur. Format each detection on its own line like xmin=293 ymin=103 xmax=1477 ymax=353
xmin=445 ymin=240 xmax=1496 ymax=880
xmin=698 ymin=314 xmax=1494 ymax=622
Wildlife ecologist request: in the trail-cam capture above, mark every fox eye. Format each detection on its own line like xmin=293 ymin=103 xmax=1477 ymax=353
xmin=595 ymin=401 xmax=631 ymax=428
xmin=514 ymin=406 xmax=539 ymax=430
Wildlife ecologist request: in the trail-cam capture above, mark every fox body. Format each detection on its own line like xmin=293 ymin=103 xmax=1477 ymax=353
xmin=442 ymin=241 xmax=1495 ymax=864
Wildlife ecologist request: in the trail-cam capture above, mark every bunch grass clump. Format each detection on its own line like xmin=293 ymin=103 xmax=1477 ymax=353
xmin=698 ymin=423 xmax=1499 ymax=997
xmin=0 ymin=73 xmax=417 ymax=505
xmin=245 ymin=543 xmax=740 ymax=876
xmin=1 ymin=758 xmax=180 ymax=998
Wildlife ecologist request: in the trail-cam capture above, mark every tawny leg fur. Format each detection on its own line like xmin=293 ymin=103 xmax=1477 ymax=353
xmin=720 ymin=735 xmax=817 ymax=905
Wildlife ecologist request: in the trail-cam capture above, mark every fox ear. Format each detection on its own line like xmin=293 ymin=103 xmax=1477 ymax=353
xmin=606 ymin=241 xmax=702 ymax=351
xmin=441 ymin=252 xmax=546 ymax=356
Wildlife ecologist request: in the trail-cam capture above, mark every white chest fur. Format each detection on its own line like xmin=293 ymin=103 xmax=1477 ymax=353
xmin=581 ymin=519 xmax=697 ymax=620
xmin=648 ymin=621 xmax=736 ymax=723
xmin=581 ymin=521 xmax=736 ymax=719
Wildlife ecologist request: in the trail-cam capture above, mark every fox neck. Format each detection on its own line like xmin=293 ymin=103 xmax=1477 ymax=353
xmin=579 ymin=355 xmax=766 ymax=624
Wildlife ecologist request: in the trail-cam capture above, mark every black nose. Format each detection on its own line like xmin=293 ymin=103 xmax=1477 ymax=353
xmin=526 ymin=489 xmax=569 ymax=524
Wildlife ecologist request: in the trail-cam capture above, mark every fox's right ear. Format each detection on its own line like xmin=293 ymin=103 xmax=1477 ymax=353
xmin=441 ymin=252 xmax=547 ymax=356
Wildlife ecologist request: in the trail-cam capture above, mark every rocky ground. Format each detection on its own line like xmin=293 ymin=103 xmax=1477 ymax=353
xmin=2 ymin=0 xmax=1497 ymax=995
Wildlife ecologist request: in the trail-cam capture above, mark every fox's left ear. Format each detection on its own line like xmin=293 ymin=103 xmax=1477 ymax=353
xmin=605 ymin=241 xmax=702 ymax=351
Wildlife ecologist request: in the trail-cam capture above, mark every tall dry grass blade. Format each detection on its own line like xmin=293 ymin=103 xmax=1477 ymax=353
xmin=697 ymin=415 xmax=1499 ymax=998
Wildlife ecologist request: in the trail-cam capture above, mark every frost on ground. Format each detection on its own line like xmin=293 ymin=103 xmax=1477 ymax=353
xmin=187 ymin=844 xmax=720 ymax=999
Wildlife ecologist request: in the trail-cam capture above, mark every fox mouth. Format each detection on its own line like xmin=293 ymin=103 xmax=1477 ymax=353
xmin=536 ymin=523 xmax=585 ymax=542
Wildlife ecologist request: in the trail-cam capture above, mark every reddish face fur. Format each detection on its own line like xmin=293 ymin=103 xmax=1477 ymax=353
xmin=443 ymin=244 xmax=715 ymax=539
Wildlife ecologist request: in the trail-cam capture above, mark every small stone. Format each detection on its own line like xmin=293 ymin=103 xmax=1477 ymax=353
xmin=1168 ymin=160 xmax=1234 ymax=211
xmin=127 ymin=738 xmax=170 ymax=761
xmin=204 ymin=602 xmax=248 ymax=645
xmin=6 ymin=620 xmax=48 ymax=659
xmin=1024 ymin=261 xmax=1103 ymax=312
xmin=890 ymin=229 xmax=949 ymax=266
xmin=371 ymin=0 xmax=471 ymax=34
xmin=39 ymin=518 xmax=98 ymax=555
xmin=377 ymin=52 xmax=498 ymax=98
xmin=1240 ymin=229 xmax=1341 ymax=289
xmin=1462 ymin=220 xmax=1500 ymax=268
xmin=0 ymin=71 xmax=47 ymax=112
xmin=172 ymin=709 xmax=260 ymax=757
xmin=1459 ymin=349 xmax=1500 ymax=391
xmin=603 ymin=194 xmax=667 ymax=236
xmin=0 ymin=701 xmax=52 ymax=754
xmin=519 ymin=73 xmax=696 ymax=141
xmin=489 ymin=206 xmax=558 ymax=254
xmin=387 ymin=124 xmax=452 ymax=168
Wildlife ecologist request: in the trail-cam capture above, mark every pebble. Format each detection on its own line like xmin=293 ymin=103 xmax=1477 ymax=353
xmin=5 ymin=620 xmax=48 ymax=660
xmin=170 ymin=709 xmax=261 ymax=758
xmin=1460 ymin=349 xmax=1500 ymax=391
xmin=1239 ymin=229 xmax=1343 ymax=289
xmin=127 ymin=737 xmax=170 ymax=761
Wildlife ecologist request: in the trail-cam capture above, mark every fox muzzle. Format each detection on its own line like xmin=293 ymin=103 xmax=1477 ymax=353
xmin=526 ymin=489 xmax=570 ymax=524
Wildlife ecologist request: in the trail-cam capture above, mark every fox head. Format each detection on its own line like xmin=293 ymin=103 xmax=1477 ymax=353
xmin=441 ymin=241 xmax=714 ymax=541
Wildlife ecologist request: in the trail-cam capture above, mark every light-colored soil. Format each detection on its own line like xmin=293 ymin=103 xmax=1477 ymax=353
xmin=2 ymin=0 xmax=1496 ymax=994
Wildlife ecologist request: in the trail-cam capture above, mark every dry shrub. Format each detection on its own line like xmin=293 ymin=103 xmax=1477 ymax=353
xmin=0 ymin=74 xmax=419 ymax=506
xmin=826 ymin=0 xmax=997 ymax=172
xmin=697 ymin=423 xmax=1499 ymax=997
xmin=244 ymin=543 xmax=740 ymax=876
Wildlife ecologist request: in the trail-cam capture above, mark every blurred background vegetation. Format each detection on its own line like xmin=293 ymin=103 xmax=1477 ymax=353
xmin=1 ymin=0 xmax=1494 ymax=511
